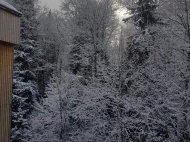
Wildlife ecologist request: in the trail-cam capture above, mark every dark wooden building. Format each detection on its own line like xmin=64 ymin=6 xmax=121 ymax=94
xmin=0 ymin=1 xmax=21 ymax=141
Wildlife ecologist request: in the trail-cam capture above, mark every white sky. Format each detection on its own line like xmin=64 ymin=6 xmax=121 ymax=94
xmin=39 ymin=0 xmax=127 ymax=20
xmin=39 ymin=0 xmax=62 ymax=10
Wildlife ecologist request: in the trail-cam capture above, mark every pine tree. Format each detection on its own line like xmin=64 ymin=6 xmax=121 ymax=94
xmin=36 ymin=10 xmax=59 ymax=97
xmin=10 ymin=0 xmax=40 ymax=141
xmin=124 ymin=0 xmax=160 ymax=30
xmin=69 ymin=33 xmax=93 ymax=77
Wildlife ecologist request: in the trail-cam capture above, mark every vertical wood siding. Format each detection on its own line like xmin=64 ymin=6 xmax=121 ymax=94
xmin=0 ymin=43 xmax=14 ymax=142
xmin=0 ymin=8 xmax=20 ymax=45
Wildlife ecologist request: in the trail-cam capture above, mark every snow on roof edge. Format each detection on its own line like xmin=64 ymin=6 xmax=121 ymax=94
xmin=0 ymin=0 xmax=22 ymax=17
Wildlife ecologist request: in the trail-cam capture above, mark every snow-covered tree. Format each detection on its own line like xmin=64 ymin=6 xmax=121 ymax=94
xmin=6 ymin=0 xmax=190 ymax=141
xmin=36 ymin=9 xmax=59 ymax=97
xmin=122 ymin=0 xmax=163 ymax=30
xmin=62 ymin=0 xmax=118 ymax=78
xmin=26 ymin=74 xmax=61 ymax=142
xmin=10 ymin=0 xmax=40 ymax=141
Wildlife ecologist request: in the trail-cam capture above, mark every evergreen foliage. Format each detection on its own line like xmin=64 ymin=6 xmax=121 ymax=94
xmin=69 ymin=34 xmax=93 ymax=77
xmin=124 ymin=0 xmax=161 ymax=30
xmin=36 ymin=10 xmax=59 ymax=97
xmin=10 ymin=0 xmax=40 ymax=141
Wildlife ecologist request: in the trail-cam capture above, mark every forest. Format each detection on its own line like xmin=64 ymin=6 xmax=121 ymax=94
xmin=6 ymin=0 xmax=190 ymax=142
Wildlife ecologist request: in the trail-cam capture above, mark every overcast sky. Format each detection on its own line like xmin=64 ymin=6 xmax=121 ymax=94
xmin=39 ymin=0 xmax=62 ymax=10
xmin=39 ymin=0 xmax=127 ymax=21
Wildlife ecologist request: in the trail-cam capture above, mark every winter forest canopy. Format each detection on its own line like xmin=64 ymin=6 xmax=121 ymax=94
xmin=5 ymin=0 xmax=190 ymax=141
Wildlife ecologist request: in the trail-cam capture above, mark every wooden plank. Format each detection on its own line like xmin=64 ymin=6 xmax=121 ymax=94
xmin=0 ymin=8 xmax=20 ymax=45
xmin=0 ymin=105 xmax=12 ymax=142
xmin=0 ymin=43 xmax=14 ymax=106
xmin=0 ymin=43 xmax=14 ymax=142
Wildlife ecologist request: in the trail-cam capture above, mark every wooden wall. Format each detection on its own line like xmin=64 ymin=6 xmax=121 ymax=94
xmin=0 ymin=43 xmax=14 ymax=142
xmin=0 ymin=8 xmax=20 ymax=45
xmin=0 ymin=4 xmax=21 ymax=142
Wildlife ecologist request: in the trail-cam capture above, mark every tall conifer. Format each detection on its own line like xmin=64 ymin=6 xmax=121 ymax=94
xmin=10 ymin=0 xmax=40 ymax=141
xmin=124 ymin=0 xmax=160 ymax=30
